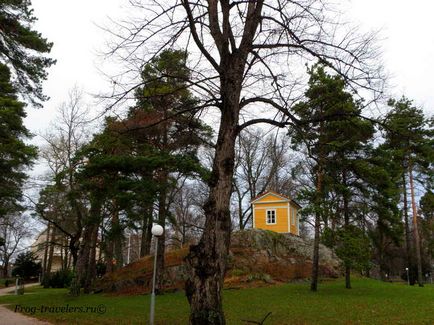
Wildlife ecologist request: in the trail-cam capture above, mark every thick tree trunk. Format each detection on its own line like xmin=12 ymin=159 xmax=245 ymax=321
xmin=402 ymin=172 xmax=413 ymax=284
xmin=76 ymin=225 xmax=93 ymax=288
xmin=77 ymin=195 xmax=101 ymax=292
xmin=409 ymin=162 xmax=424 ymax=287
xmin=84 ymin=224 xmax=99 ymax=293
xmin=185 ymin=70 xmax=241 ymax=324
xmin=310 ymin=168 xmax=323 ymax=292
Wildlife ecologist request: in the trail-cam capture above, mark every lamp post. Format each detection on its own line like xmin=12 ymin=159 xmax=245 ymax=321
xmin=150 ymin=224 xmax=164 ymax=325
xmin=15 ymin=275 xmax=19 ymax=295
xmin=405 ymin=267 xmax=410 ymax=286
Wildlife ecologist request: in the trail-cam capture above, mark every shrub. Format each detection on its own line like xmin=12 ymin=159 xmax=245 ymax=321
xmin=12 ymin=252 xmax=41 ymax=279
xmin=47 ymin=270 xmax=74 ymax=288
xmin=96 ymin=262 xmax=106 ymax=277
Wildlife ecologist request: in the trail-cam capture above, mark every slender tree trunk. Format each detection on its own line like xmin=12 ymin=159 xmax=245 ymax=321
xmin=42 ymin=223 xmax=51 ymax=284
xmin=2 ymin=260 xmax=9 ymax=278
xmin=46 ymin=227 xmax=56 ymax=275
xmin=63 ymin=237 xmax=69 ymax=271
xmin=409 ymin=161 xmax=424 ymax=287
xmin=98 ymin=222 xmax=104 ymax=262
xmin=311 ymin=167 xmax=323 ymax=292
xmin=69 ymin=237 xmax=79 ymax=271
xmin=378 ymin=230 xmax=386 ymax=281
xmin=343 ymin=170 xmax=351 ymax=289
xmin=140 ymin=209 xmax=153 ymax=257
xmin=185 ymin=68 xmax=241 ymax=324
xmin=112 ymin=207 xmax=123 ymax=270
xmin=402 ymin=172 xmax=413 ymax=284
xmin=156 ymin=170 xmax=168 ymax=293
xmin=105 ymin=239 xmax=114 ymax=273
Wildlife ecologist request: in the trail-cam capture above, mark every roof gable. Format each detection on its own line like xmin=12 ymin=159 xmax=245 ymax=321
xmin=251 ymin=190 xmax=302 ymax=208
xmin=250 ymin=191 xmax=290 ymax=204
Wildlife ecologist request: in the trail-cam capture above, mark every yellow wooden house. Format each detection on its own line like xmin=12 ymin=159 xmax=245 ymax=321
xmin=251 ymin=190 xmax=301 ymax=235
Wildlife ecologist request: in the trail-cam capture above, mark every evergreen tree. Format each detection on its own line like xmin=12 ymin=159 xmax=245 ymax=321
xmin=0 ymin=0 xmax=55 ymax=105
xmin=291 ymin=65 xmax=375 ymax=290
xmin=383 ymin=97 xmax=433 ymax=286
xmin=0 ymin=63 xmax=37 ymax=219
xmin=72 ymin=49 xmax=211 ymax=294
xmin=128 ymin=49 xmax=211 ymax=292
xmin=420 ymin=190 xmax=434 ymax=279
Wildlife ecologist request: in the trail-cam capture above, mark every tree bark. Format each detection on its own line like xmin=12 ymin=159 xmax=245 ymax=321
xmin=105 ymin=239 xmax=114 ymax=273
xmin=63 ymin=237 xmax=69 ymax=271
xmin=156 ymin=170 xmax=168 ymax=293
xmin=42 ymin=223 xmax=51 ymax=286
xmin=310 ymin=167 xmax=323 ymax=292
xmin=112 ymin=208 xmax=123 ymax=271
xmin=342 ymin=170 xmax=351 ymax=289
xmin=409 ymin=161 xmax=424 ymax=287
xmin=185 ymin=58 xmax=243 ymax=324
xmin=46 ymin=227 xmax=56 ymax=275
xmin=2 ymin=260 xmax=8 ymax=278
xmin=84 ymin=223 xmax=99 ymax=293
xmin=76 ymin=225 xmax=93 ymax=288
xmin=402 ymin=172 xmax=413 ymax=284
xmin=378 ymin=230 xmax=386 ymax=281
xmin=140 ymin=208 xmax=153 ymax=257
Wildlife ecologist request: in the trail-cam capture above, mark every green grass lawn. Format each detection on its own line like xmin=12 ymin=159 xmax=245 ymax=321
xmin=0 ymin=277 xmax=15 ymax=288
xmin=1 ymin=278 xmax=433 ymax=324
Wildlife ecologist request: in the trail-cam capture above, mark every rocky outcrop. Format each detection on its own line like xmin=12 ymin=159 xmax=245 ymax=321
xmin=94 ymin=229 xmax=341 ymax=294
xmin=228 ymin=229 xmax=340 ymax=282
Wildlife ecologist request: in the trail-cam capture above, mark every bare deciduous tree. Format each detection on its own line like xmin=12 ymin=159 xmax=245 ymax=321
xmin=170 ymin=182 xmax=206 ymax=248
xmin=0 ymin=214 xmax=31 ymax=277
xmin=232 ymin=129 xmax=296 ymax=229
xmin=105 ymin=1 xmax=383 ymax=323
xmin=36 ymin=88 xmax=93 ymax=293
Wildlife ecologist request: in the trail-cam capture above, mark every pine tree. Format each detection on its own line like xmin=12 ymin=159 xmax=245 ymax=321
xmin=0 ymin=63 xmax=37 ymax=219
xmin=127 ymin=49 xmax=211 ymax=292
xmin=291 ymin=65 xmax=375 ymax=290
xmin=383 ymin=97 xmax=433 ymax=286
xmin=0 ymin=0 xmax=55 ymax=105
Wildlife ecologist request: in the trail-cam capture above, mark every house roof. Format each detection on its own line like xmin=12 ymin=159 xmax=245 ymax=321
xmin=250 ymin=190 xmax=302 ymax=208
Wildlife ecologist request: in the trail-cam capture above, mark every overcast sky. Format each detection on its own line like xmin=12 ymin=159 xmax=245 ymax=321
xmin=26 ymin=0 xmax=434 ymax=139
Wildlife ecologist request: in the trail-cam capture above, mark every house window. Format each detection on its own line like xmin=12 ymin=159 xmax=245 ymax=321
xmin=291 ymin=207 xmax=296 ymax=225
xmin=266 ymin=209 xmax=276 ymax=224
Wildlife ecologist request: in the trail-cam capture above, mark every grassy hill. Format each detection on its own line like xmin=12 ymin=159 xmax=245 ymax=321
xmin=1 ymin=278 xmax=434 ymax=324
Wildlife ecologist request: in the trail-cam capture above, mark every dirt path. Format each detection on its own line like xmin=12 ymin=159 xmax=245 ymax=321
xmin=0 ymin=283 xmax=52 ymax=324
xmin=0 ymin=282 xmax=40 ymax=296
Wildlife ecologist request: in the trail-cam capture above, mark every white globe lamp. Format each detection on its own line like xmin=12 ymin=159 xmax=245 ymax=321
xmin=151 ymin=224 xmax=164 ymax=237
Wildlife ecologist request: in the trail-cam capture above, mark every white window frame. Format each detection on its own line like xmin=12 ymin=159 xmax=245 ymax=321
xmin=291 ymin=207 xmax=296 ymax=225
xmin=266 ymin=209 xmax=277 ymax=225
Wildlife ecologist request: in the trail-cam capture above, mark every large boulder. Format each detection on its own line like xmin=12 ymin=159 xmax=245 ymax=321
xmin=94 ymin=229 xmax=341 ymax=294
xmin=228 ymin=229 xmax=340 ymax=282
